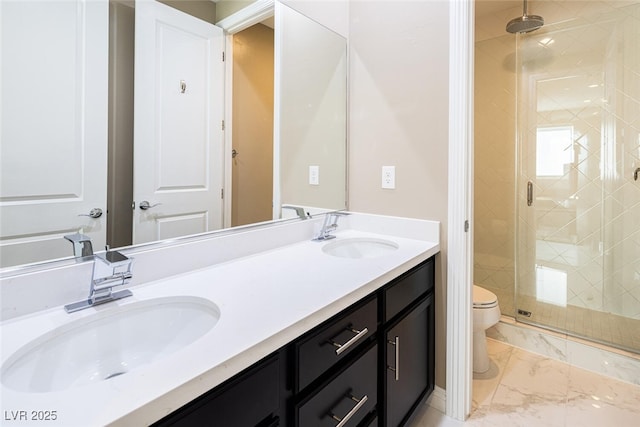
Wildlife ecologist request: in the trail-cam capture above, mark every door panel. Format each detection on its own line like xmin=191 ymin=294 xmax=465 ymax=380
xmin=133 ymin=0 xmax=224 ymax=244
xmin=0 ymin=0 xmax=108 ymax=266
xmin=385 ymin=299 xmax=430 ymax=427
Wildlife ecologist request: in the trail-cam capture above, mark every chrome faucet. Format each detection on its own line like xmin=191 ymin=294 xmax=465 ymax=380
xmin=64 ymin=233 xmax=94 ymax=258
xmin=313 ymin=211 xmax=350 ymax=241
xmin=64 ymin=247 xmax=134 ymax=313
xmin=282 ymin=205 xmax=311 ymax=220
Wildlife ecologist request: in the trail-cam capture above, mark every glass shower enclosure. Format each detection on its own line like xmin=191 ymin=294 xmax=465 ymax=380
xmin=515 ymin=3 xmax=640 ymax=353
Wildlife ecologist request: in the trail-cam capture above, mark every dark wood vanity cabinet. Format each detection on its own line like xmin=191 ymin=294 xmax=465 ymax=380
xmin=153 ymin=257 xmax=435 ymax=427
xmin=383 ymin=295 xmax=434 ymax=427
xmin=294 ymin=296 xmax=378 ymax=393
xmin=295 ymin=342 xmax=378 ymax=426
xmin=381 ymin=257 xmax=435 ymax=427
xmin=151 ymin=353 xmax=282 ymax=427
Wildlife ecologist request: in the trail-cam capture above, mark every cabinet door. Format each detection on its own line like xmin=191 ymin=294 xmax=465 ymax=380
xmin=384 ymin=295 xmax=434 ymax=427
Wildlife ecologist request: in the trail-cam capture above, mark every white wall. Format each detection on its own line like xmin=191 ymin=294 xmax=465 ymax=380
xmin=348 ymin=0 xmax=450 ymax=388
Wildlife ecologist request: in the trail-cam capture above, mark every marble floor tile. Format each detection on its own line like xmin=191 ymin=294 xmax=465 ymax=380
xmin=565 ymin=394 xmax=640 ymax=427
xmin=472 ymin=339 xmax=513 ymax=410
xmin=567 ymin=365 xmax=640 ymax=413
xmin=498 ymin=347 xmax=570 ymax=401
xmin=486 ymin=384 xmax=566 ymax=427
xmin=410 ymin=339 xmax=640 ymax=427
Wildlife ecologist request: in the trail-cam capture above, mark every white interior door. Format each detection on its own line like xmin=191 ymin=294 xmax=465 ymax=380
xmin=133 ymin=0 xmax=224 ymax=244
xmin=0 ymin=0 xmax=108 ymax=267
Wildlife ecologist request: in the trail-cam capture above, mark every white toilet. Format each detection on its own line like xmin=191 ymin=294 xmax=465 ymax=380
xmin=473 ymin=285 xmax=501 ymax=373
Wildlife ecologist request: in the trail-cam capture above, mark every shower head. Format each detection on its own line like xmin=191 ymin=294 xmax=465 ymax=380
xmin=506 ymin=0 xmax=544 ymax=34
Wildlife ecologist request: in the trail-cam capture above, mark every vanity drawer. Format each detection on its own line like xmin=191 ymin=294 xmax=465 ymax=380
xmin=295 ymin=296 xmax=377 ymax=392
xmin=384 ymin=257 xmax=434 ymax=322
xmin=296 ymin=343 xmax=377 ymax=426
xmin=153 ymin=353 xmax=280 ymax=427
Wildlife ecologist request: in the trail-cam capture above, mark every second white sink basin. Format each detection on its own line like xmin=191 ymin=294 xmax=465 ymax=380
xmin=1 ymin=296 xmax=220 ymax=393
xmin=322 ymin=238 xmax=399 ymax=259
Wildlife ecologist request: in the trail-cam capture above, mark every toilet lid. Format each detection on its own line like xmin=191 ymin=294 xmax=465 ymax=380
xmin=473 ymin=285 xmax=498 ymax=308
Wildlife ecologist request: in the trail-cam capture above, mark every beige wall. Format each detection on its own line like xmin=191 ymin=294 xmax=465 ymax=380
xmin=281 ymin=0 xmax=349 ymax=38
xmin=278 ymin=3 xmax=347 ymax=212
xmin=348 ymin=0 xmax=450 ymax=389
xmin=231 ymin=24 xmax=275 ymax=226
xmin=215 ymin=0 xmax=255 ymax=21
xmin=159 ymin=0 xmax=216 ymax=23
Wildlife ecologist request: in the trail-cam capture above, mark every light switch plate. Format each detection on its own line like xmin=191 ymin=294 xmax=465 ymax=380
xmin=309 ymin=165 xmax=319 ymax=185
xmin=382 ymin=166 xmax=395 ymax=189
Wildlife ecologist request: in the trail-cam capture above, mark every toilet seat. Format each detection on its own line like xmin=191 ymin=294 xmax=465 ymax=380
xmin=473 ymin=285 xmax=498 ymax=309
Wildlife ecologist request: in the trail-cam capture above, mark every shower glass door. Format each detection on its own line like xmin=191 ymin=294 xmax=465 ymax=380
xmin=515 ymin=3 xmax=640 ymax=353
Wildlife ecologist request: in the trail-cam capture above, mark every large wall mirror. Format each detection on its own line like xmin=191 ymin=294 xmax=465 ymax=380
xmin=0 ymin=0 xmax=347 ymax=269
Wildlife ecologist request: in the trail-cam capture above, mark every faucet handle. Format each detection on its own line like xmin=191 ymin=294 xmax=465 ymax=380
xmin=95 ymin=250 xmax=132 ymax=271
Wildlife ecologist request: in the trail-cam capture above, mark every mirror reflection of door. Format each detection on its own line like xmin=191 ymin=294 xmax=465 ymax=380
xmin=230 ymin=23 xmax=274 ymax=227
xmin=0 ymin=0 xmax=109 ymax=267
xmin=132 ymin=0 xmax=224 ymax=245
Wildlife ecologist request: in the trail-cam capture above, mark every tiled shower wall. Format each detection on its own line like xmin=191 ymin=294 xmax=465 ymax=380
xmin=474 ymin=1 xmax=640 ymax=353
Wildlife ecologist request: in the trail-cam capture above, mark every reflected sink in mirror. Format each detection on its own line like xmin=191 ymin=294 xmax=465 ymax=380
xmin=322 ymin=238 xmax=399 ymax=259
xmin=1 ymin=296 xmax=220 ymax=393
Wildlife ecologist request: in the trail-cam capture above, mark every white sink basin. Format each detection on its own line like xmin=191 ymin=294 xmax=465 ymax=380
xmin=322 ymin=238 xmax=399 ymax=259
xmin=1 ymin=296 xmax=220 ymax=393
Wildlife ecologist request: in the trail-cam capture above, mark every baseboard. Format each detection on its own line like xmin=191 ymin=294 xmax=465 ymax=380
xmin=426 ymin=385 xmax=446 ymax=413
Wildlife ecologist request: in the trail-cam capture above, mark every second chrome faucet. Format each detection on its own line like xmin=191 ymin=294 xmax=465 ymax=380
xmin=313 ymin=211 xmax=350 ymax=241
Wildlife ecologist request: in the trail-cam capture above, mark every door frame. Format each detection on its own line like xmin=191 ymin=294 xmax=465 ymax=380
xmin=447 ymin=0 xmax=474 ymax=421
xmin=217 ymin=0 xmax=275 ymax=228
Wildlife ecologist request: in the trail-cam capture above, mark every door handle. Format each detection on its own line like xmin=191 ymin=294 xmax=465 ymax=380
xmin=78 ymin=208 xmax=103 ymax=218
xmin=527 ymin=181 xmax=533 ymax=206
xmin=634 ymin=167 xmax=640 ymax=181
xmin=139 ymin=201 xmax=161 ymax=210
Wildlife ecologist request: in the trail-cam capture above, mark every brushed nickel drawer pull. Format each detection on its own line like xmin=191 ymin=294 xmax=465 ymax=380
xmin=387 ymin=336 xmax=400 ymax=381
xmin=329 ymin=326 xmax=369 ymax=355
xmin=329 ymin=394 xmax=368 ymax=427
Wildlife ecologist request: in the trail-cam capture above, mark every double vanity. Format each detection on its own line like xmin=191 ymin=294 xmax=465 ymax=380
xmin=0 ymin=213 xmax=439 ymax=426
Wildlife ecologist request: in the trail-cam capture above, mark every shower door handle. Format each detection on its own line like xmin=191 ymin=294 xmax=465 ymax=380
xmin=527 ymin=181 xmax=533 ymax=206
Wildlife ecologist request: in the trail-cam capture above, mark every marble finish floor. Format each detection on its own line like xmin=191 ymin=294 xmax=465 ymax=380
xmin=410 ymin=338 xmax=640 ymax=427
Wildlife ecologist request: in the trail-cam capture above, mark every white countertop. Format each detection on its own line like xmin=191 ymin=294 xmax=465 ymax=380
xmin=0 ymin=217 xmax=439 ymax=426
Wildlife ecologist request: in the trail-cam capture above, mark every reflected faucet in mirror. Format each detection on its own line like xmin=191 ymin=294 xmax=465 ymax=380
xmin=64 ymin=233 xmax=95 ymax=258
xmin=282 ymin=205 xmax=311 ymax=220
